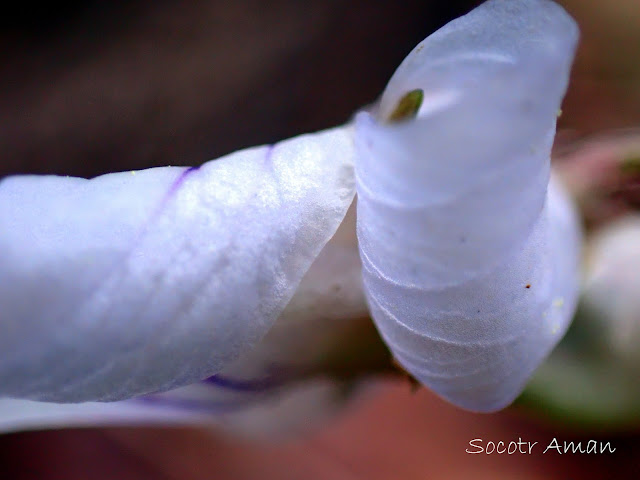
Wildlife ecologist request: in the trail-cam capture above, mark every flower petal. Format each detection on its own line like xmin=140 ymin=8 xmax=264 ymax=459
xmin=355 ymin=0 xmax=581 ymax=411
xmin=0 ymin=126 xmax=355 ymax=402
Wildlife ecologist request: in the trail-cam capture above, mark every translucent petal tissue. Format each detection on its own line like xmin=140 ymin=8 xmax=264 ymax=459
xmin=355 ymin=0 xmax=582 ymax=411
xmin=0 ymin=127 xmax=355 ymax=402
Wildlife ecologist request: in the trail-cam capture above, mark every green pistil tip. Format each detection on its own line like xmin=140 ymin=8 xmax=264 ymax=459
xmin=387 ymin=89 xmax=424 ymax=123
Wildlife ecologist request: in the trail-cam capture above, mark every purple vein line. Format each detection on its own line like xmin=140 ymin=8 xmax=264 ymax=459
xmin=203 ymin=373 xmax=284 ymax=393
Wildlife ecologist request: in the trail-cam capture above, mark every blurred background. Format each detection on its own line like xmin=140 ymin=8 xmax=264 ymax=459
xmin=1 ymin=0 xmax=639 ymax=478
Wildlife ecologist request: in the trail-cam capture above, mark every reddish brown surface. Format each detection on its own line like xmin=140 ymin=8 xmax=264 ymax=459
xmin=1 ymin=382 xmax=637 ymax=479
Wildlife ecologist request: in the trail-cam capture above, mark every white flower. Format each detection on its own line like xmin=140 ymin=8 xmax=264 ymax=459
xmin=0 ymin=0 xmax=584 ymax=435
xmin=355 ymin=0 xmax=581 ymax=411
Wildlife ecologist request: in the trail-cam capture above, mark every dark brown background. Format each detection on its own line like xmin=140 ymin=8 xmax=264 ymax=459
xmin=0 ymin=0 xmax=476 ymax=178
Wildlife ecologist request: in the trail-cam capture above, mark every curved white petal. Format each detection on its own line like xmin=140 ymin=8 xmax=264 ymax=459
xmin=217 ymin=202 xmax=367 ymax=381
xmin=0 ymin=395 xmax=210 ymax=433
xmin=0 ymin=208 xmax=368 ymax=435
xmin=0 ymin=378 xmax=354 ymax=438
xmin=355 ymin=0 xmax=581 ymax=411
xmin=0 ymin=126 xmax=355 ymax=402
